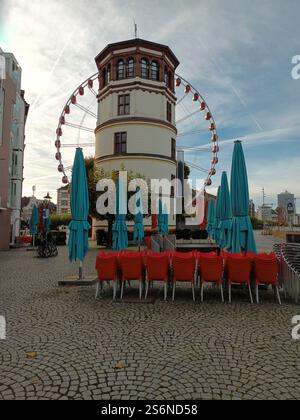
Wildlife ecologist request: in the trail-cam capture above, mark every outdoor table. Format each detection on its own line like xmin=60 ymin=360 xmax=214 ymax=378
xmin=176 ymin=244 xmax=221 ymax=256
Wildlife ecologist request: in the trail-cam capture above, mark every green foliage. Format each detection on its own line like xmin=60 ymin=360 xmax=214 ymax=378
xmin=50 ymin=214 xmax=72 ymax=229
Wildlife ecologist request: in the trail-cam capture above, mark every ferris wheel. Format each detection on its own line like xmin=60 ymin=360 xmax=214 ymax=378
xmin=54 ymin=73 xmax=219 ymax=188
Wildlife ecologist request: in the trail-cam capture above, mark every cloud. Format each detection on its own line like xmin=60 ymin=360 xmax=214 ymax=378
xmin=2 ymin=0 xmax=300 ymax=208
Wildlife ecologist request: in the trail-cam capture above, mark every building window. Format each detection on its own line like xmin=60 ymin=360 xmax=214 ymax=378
xmin=151 ymin=61 xmax=159 ymax=81
xmin=141 ymin=59 xmax=149 ymax=79
xmin=114 ymin=132 xmax=127 ymax=154
xmin=167 ymin=102 xmax=172 ymax=123
xmin=118 ymin=95 xmax=130 ymax=116
xmin=171 ymin=138 xmax=176 ymax=160
xmin=127 ymin=58 xmax=134 ymax=78
xmin=168 ymin=71 xmax=173 ymax=90
xmin=107 ymin=64 xmax=111 ymax=83
xmin=102 ymin=68 xmax=106 ymax=87
xmin=117 ymin=60 xmax=125 ymax=80
xmin=164 ymin=67 xmax=169 ymax=86
xmin=171 ymin=174 xmax=175 ymax=198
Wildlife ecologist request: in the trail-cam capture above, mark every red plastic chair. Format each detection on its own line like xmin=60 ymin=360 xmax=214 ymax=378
xmin=172 ymin=253 xmax=196 ymax=301
xmin=199 ymin=255 xmax=224 ymax=302
xmin=95 ymin=253 xmax=118 ymax=300
xmin=145 ymin=253 xmax=170 ymax=300
xmin=254 ymin=255 xmax=281 ymax=304
xmin=227 ymin=255 xmax=253 ymax=303
xmin=120 ymin=254 xmax=144 ymax=299
xmin=144 ymin=236 xmax=152 ymax=250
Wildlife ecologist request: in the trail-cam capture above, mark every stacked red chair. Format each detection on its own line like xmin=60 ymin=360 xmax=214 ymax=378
xmin=95 ymin=253 xmax=118 ymax=300
xmin=227 ymin=255 xmax=253 ymax=303
xmin=172 ymin=253 xmax=196 ymax=302
xmin=144 ymin=236 xmax=152 ymax=250
xmin=145 ymin=253 xmax=170 ymax=300
xmin=254 ymin=254 xmax=281 ymax=304
xmin=120 ymin=253 xmax=144 ymax=300
xmin=199 ymin=254 xmax=224 ymax=302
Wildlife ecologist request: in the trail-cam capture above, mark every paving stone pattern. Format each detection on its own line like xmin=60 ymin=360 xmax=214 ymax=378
xmin=0 ymin=248 xmax=300 ymax=400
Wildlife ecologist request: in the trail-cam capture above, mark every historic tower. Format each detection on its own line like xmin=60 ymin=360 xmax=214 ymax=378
xmin=94 ymin=39 xmax=179 ymax=216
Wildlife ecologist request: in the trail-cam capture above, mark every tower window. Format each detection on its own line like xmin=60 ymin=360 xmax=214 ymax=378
xmin=168 ymin=71 xmax=173 ymax=90
xmin=167 ymin=102 xmax=172 ymax=123
xmin=164 ymin=67 xmax=169 ymax=86
xmin=102 ymin=68 xmax=106 ymax=87
xmin=171 ymin=174 xmax=176 ymax=198
xmin=117 ymin=60 xmax=125 ymax=80
xmin=118 ymin=94 xmax=130 ymax=116
xmin=107 ymin=64 xmax=111 ymax=83
xmin=171 ymin=138 xmax=176 ymax=160
xmin=141 ymin=59 xmax=149 ymax=79
xmin=114 ymin=132 xmax=127 ymax=154
xmin=151 ymin=61 xmax=159 ymax=81
xmin=127 ymin=58 xmax=134 ymax=78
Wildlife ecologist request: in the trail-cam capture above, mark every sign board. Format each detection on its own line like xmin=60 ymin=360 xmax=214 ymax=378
xmin=287 ymin=202 xmax=294 ymax=214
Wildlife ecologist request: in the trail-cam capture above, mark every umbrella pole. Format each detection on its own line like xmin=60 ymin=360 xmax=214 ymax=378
xmin=33 ymin=234 xmax=35 ymax=248
xmin=79 ymin=261 xmax=83 ymax=280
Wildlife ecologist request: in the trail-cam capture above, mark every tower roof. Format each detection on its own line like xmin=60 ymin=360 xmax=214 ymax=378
xmin=95 ymin=38 xmax=180 ymax=68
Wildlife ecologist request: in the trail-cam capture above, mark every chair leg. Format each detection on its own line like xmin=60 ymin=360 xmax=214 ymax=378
xmin=276 ymin=286 xmax=282 ymax=305
xmin=164 ymin=282 xmax=168 ymax=301
xmin=95 ymin=282 xmax=101 ymax=299
xmin=192 ymin=283 xmax=195 ymax=302
xmin=145 ymin=281 xmax=149 ymax=300
xmin=229 ymin=284 xmax=232 ymax=303
xmin=113 ymin=281 xmax=117 ymax=300
xmin=248 ymin=284 xmax=253 ymax=304
xmin=139 ymin=281 xmax=142 ymax=300
xmin=256 ymin=285 xmax=259 ymax=304
xmin=201 ymin=283 xmax=204 ymax=302
xmin=172 ymin=282 xmax=176 ymax=301
xmin=121 ymin=281 xmax=125 ymax=300
xmin=220 ymin=284 xmax=224 ymax=303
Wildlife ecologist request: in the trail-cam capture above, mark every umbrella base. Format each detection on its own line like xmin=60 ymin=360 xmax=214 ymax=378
xmin=58 ymin=276 xmax=96 ymax=287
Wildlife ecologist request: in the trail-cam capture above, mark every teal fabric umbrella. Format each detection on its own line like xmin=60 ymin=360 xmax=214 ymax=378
xmin=68 ymin=148 xmax=90 ymax=279
xmin=219 ymin=171 xmax=232 ymax=249
xmin=213 ymin=187 xmax=221 ymax=245
xmin=158 ymin=199 xmax=168 ymax=236
xmin=113 ymin=178 xmax=128 ymax=251
xmin=133 ymin=189 xmax=144 ymax=250
xmin=30 ymin=205 xmax=39 ymax=247
xmin=227 ymin=141 xmax=257 ymax=253
xmin=207 ymin=199 xmax=216 ymax=241
xmin=30 ymin=205 xmax=39 ymax=235
xmin=44 ymin=215 xmax=51 ymax=234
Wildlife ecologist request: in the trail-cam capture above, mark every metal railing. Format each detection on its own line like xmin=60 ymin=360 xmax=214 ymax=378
xmin=274 ymin=243 xmax=300 ymax=303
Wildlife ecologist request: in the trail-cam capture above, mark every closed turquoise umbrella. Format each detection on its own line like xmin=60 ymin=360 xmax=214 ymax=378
xmin=214 ymin=187 xmax=221 ymax=245
xmin=44 ymin=216 xmax=51 ymax=234
xmin=207 ymin=199 xmax=216 ymax=241
xmin=30 ymin=205 xmax=39 ymax=246
xmin=133 ymin=188 xmax=144 ymax=250
xmin=227 ymin=141 xmax=257 ymax=253
xmin=158 ymin=199 xmax=168 ymax=236
xmin=219 ymin=172 xmax=232 ymax=250
xmin=68 ymin=148 xmax=90 ymax=279
xmin=113 ymin=178 xmax=128 ymax=251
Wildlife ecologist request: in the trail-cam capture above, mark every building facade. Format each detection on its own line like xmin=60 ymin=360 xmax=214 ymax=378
xmin=278 ymin=190 xmax=295 ymax=224
xmin=57 ymin=185 xmax=71 ymax=215
xmin=94 ymin=39 xmax=179 ymax=231
xmin=0 ymin=48 xmax=29 ymax=250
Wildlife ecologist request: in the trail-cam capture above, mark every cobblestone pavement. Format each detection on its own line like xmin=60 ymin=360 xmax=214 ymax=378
xmin=0 ymin=247 xmax=300 ymax=400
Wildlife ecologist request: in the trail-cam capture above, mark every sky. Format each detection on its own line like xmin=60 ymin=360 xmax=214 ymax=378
xmin=1 ymin=0 xmax=300 ymax=210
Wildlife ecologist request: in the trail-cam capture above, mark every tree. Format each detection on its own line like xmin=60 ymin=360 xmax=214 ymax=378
xmin=85 ymin=158 xmax=149 ymax=246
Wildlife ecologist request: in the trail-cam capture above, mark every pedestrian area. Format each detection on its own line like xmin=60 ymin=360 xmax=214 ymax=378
xmin=0 ymin=247 xmax=299 ymax=400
